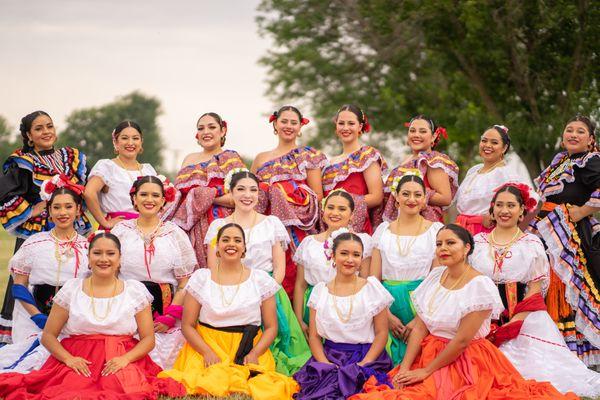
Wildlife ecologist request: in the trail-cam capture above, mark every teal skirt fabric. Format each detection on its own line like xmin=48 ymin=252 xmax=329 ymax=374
xmin=270 ymin=287 xmax=311 ymax=375
xmin=302 ymin=284 xmax=314 ymax=326
xmin=382 ymin=279 xmax=423 ymax=365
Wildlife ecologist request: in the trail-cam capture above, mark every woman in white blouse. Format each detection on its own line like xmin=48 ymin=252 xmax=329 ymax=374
xmin=204 ymin=170 xmax=310 ymax=376
xmin=84 ymin=121 xmax=157 ymax=230
xmin=370 ymin=173 xmax=442 ymax=365
xmin=159 ymin=223 xmax=298 ymax=399
xmin=293 ymin=189 xmax=373 ymax=334
xmin=351 ymin=224 xmax=574 ymax=400
xmin=0 ymin=231 xmax=185 ymax=399
xmin=293 ymin=230 xmax=393 ymax=399
xmin=455 ymin=125 xmax=535 ymax=235
xmin=111 ymin=175 xmax=197 ymax=369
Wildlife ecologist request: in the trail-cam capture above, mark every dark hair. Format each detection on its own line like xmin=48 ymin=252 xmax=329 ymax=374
xmin=216 ymin=222 xmax=246 ymax=244
xmin=324 ymin=190 xmax=355 ymax=212
xmin=438 ymin=223 xmax=474 ymax=256
xmin=487 ymin=125 xmax=511 ymax=154
xmin=47 ymin=187 xmax=83 ymax=214
xmin=335 ymin=104 xmax=368 ymax=132
xmin=271 ymin=106 xmax=303 ymax=123
xmin=20 ymin=111 xmax=52 ymax=153
xmin=395 ymin=174 xmax=426 ymax=194
xmin=198 ymin=112 xmax=227 ymax=146
xmin=488 ymin=184 xmax=526 ymax=221
xmin=113 ymin=120 xmax=143 ymax=140
xmin=129 ymin=175 xmax=165 ymax=207
xmin=332 ymin=232 xmax=364 ymax=256
xmin=229 ymin=170 xmax=260 ymax=191
xmin=89 ymin=231 xmax=121 ymax=253
xmin=408 ymin=114 xmax=443 ymax=149
xmin=567 ymin=114 xmax=598 ymax=151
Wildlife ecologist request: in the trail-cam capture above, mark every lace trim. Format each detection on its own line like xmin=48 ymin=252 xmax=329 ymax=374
xmin=535 ymin=151 xmax=600 ymax=200
xmin=322 ymin=146 xmax=387 ymax=192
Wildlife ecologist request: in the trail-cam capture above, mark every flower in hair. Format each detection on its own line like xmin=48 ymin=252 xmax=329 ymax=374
xmin=434 ymin=126 xmax=448 ymax=140
xmin=88 ymin=229 xmax=108 ymax=243
xmin=224 ymin=168 xmax=249 ymax=193
xmin=301 ymin=117 xmax=310 ymax=126
xmin=390 ymin=169 xmax=422 ymax=193
xmin=268 ymin=112 xmax=278 ymax=123
xmin=493 ymin=124 xmax=509 ymax=134
xmin=323 ymin=227 xmax=350 ymax=263
xmin=363 ymin=114 xmax=371 ymax=133
xmin=156 ymin=175 xmax=177 ymax=203
xmin=404 ymin=122 xmax=411 ymax=128
xmin=492 ymin=182 xmax=538 ymax=214
xmin=40 ymin=174 xmax=84 ymax=201
xmin=222 ymin=120 xmax=228 ymax=129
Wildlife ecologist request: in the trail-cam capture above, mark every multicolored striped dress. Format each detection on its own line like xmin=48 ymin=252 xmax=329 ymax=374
xmin=382 ymin=150 xmax=458 ymax=223
xmin=529 ymin=150 xmax=600 ymax=366
xmin=0 ymin=147 xmax=91 ymax=343
xmin=321 ymin=145 xmax=387 ymax=234
xmin=163 ymin=150 xmax=246 ymax=268
xmin=255 ymin=146 xmax=327 ymax=298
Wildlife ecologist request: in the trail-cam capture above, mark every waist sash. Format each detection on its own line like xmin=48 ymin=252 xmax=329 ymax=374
xmin=198 ymin=321 xmax=260 ymax=365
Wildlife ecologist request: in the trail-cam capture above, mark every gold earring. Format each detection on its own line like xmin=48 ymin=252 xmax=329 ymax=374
xmin=215 ymin=251 xmax=220 ymax=258
xmin=28 ymin=139 xmax=34 ymax=147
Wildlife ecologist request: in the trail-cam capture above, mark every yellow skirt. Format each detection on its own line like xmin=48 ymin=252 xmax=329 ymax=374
xmin=158 ymin=324 xmax=299 ymax=399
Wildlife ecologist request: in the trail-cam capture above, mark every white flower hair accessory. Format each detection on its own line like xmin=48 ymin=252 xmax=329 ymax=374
xmin=390 ymin=169 xmax=422 ymax=193
xmin=87 ymin=229 xmax=108 ymax=243
xmin=224 ymin=168 xmax=249 ymax=193
xmin=323 ymin=227 xmax=351 ymax=264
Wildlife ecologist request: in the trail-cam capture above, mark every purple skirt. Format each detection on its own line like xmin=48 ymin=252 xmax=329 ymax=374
xmin=293 ymin=340 xmax=392 ymax=399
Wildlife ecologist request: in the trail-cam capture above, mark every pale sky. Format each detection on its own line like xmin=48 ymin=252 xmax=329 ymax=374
xmin=0 ymin=0 xmax=281 ymax=172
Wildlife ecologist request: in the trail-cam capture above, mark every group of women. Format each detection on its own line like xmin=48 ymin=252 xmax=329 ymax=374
xmin=0 ymin=106 xmax=597 ymax=399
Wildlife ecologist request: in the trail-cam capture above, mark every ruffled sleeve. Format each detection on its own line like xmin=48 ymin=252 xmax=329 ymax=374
xmin=52 ymin=278 xmax=80 ymax=310
xmin=459 ymin=276 xmax=504 ymax=320
xmin=266 ymin=216 xmax=291 ymax=248
xmin=363 ymin=277 xmax=394 ymax=317
xmin=203 ymin=218 xmax=227 ymax=246
xmin=88 ymin=159 xmax=113 ymax=184
xmin=524 ymin=236 xmax=550 ymax=295
xmin=126 ymin=280 xmax=153 ymax=314
xmin=292 ymin=236 xmax=313 ymax=267
xmin=253 ymin=270 xmax=280 ymax=301
xmin=357 ymin=232 xmax=374 ymax=258
xmin=371 ymin=222 xmax=388 ymax=249
xmin=580 ymin=152 xmax=600 ymax=208
xmin=184 ymin=269 xmax=210 ymax=304
xmin=169 ymin=223 xmax=198 ymax=278
xmin=8 ymin=235 xmax=35 ymax=275
xmin=296 ymin=146 xmax=328 ymax=172
xmin=307 ymin=281 xmax=326 ymax=309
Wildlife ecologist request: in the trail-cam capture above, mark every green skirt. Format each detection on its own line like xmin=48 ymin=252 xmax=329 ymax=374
xmin=383 ymin=279 xmax=423 ymax=365
xmin=302 ymin=284 xmax=314 ymax=326
xmin=270 ymin=287 xmax=311 ymax=376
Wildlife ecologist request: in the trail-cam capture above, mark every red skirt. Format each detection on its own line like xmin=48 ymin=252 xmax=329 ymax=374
xmin=351 ymin=335 xmax=579 ymax=400
xmin=0 ymin=334 xmax=186 ymax=400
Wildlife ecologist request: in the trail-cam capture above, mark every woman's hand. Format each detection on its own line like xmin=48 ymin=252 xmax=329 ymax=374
xmin=567 ymin=205 xmax=584 ymax=223
xmin=202 ymin=348 xmax=221 ymax=367
xmin=393 ymin=367 xmax=431 ymax=387
xmin=389 ymin=313 xmax=406 ymax=339
xmin=31 ymin=201 xmax=47 ymax=218
xmin=103 ymin=215 xmax=125 ymax=229
xmin=243 ymin=350 xmax=259 ymax=366
xmin=153 ymin=321 xmax=170 ymax=333
xmin=102 ymin=356 xmax=130 ymax=376
xmin=65 ymin=356 xmax=92 ymax=377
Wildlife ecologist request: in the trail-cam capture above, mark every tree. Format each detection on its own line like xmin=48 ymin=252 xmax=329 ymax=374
xmin=58 ymin=91 xmax=165 ymax=171
xmin=257 ymin=0 xmax=600 ymax=176
xmin=0 ymin=116 xmax=18 ymax=165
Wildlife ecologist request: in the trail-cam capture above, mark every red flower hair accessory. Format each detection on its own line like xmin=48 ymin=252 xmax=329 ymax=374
xmin=157 ymin=175 xmax=177 ymax=203
xmin=362 ymin=114 xmax=371 ymax=133
xmin=491 ymin=182 xmax=538 ymax=214
xmin=268 ymin=112 xmax=278 ymax=123
xmin=404 ymin=122 xmax=411 ymax=128
xmin=434 ymin=126 xmax=448 ymax=140
xmin=88 ymin=229 xmax=108 ymax=243
xmin=222 ymin=120 xmax=228 ymax=129
xmin=40 ymin=174 xmax=85 ymax=201
xmin=301 ymin=117 xmax=310 ymax=126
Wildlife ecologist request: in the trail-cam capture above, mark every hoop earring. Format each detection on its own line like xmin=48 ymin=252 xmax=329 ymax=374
xmin=28 ymin=139 xmax=34 ymax=147
xmin=139 ymin=147 xmax=144 ymax=154
xmin=298 ymin=132 xmax=302 ymax=138
xmin=215 ymin=251 xmax=220 ymax=258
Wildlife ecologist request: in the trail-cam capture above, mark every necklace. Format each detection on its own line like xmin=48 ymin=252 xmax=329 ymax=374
xmin=488 ymin=228 xmax=522 ymax=278
xmin=232 ymin=211 xmax=258 ymax=244
xmin=332 ymin=276 xmax=358 ymax=323
xmin=50 ymin=229 xmax=78 ymax=290
xmin=463 ymin=160 xmax=505 ymax=195
xmin=115 ymin=156 xmax=142 ymax=172
xmin=394 ymin=216 xmax=424 ymax=257
xmin=478 ymin=159 xmax=505 ymax=174
xmin=217 ymin=263 xmax=245 ymax=307
xmin=135 ymin=220 xmax=162 ymax=279
xmin=427 ymin=265 xmax=471 ymax=314
xmin=89 ymin=277 xmax=118 ymax=321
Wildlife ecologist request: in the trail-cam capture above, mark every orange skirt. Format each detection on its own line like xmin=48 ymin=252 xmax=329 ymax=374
xmin=350 ymin=335 xmax=579 ymax=400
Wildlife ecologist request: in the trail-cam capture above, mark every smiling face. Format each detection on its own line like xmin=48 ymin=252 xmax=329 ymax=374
xmin=395 ymin=180 xmax=426 ymax=216
xmin=323 ymin=195 xmax=353 ymax=230
xmin=333 ymin=239 xmax=363 ymax=276
xmin=28 ymin=114 xmax=57 ymax=151
xmin=114 ymin=127 xmax=143 ymax=159
xmin=562 ymin=121 xmax=593 ymax=155
xmin=196 ymin=114 xmax=225 ymax=150
xmin=231 ymin=177 xmax=259 ymax=211
xmin=133 ymin=182 xmax=165 ymax=217
xmin=335 ymin=110 xmax=362 ymax=144
xmin=217 ymin=226 xmax=246 ymax=261
xmin=48 ymin=193 xmax=80 ymax=230
xmin=435 ymin=229 xmax=470 ymax=267
xmin=407 ymin=119 xmax=434 ymax=152
xmin=274 ymin=110 xmax=301 ymax=142
xmin=479 ymin=129 xmax=507 ymax=163
xmin=89 ymin=237 xmax=120 ymax=278
xmin=491 ymin=190 xmax=523 ymax=229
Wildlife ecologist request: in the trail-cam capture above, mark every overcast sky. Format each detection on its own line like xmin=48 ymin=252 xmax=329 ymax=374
xmin=0 ymin=0 xmax=281 ymax=172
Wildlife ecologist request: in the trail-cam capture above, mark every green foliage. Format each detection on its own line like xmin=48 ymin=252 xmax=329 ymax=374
xmin=58 ymin=91 xmax=165 ymax=171
xmin=257 ymin=0 xmax=600 ymax=176
xmin=0 ymin=116 xmax=18 ymax=165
